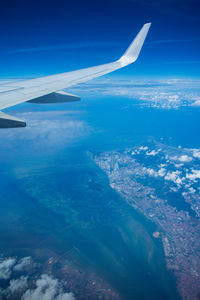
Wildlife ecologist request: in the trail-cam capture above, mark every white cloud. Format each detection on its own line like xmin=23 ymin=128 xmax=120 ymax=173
xmin=14 ymin=256 xmax=32 ymax=272
xmin=22 ymin=274 xmax=75 ymax=300
xmin=0 ymin=256 xmax=75 ymax=300
xmin=191 ymin=98 xmax=200 ymax=106
xmin=158 ymin=167 xmax=166 ymax=177
xmin=146 ymin=150 xmax=158 ymax=156
xmin=142 ymin=167 xmax=158 ymax=177
xmin=143 ymin=167 xmax=167 ymax=178
xmin=68 ymin=77 xmax=200 ymax=109
xmin=159 ymin=163 xmax=167 ymax=167
xmin=188 ymin=187 xmax=196 ymax=194
xmin=178 ymin=155 xmax=193 ymax=162
xmin=164 ymin=171 xmax=183 ymax=185
xmin=170 ymin=155 xmax=192 ymax=163
xmin=56 ymin=293 xmax=75 ymax=300
xmin=193 ymin=149 xmax=200 ymax=159
xmin=0 ymin=258 xmax=16 ymax=280
xmin=8 ymin=276 xmax=28 ymax=293
xmin=139 ymin=146 xmax=148 ymax=150
xmin=0 ymin=111 xmax=91 ymax=154
xmin=186 ymin=169 xmax=200 ymax=181
xmin=174 ymin=163 xmax=183 ymax=168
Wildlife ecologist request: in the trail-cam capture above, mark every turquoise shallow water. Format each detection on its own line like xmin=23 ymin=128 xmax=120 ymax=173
xmin=0 ymin=155 xmax=179 ymax=300
xmin=1 ymin=96 xmax=199 ymax=299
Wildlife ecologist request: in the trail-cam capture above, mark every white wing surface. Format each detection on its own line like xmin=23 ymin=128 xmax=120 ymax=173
xmin=0 ymin=23 xmax=151 ymax=127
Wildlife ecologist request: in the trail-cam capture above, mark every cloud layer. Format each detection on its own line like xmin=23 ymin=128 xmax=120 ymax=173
xmin=0 ymin=110 xmax=91 ymax=155
xmin=68 ymin=78 xmax=200 ymax=109
xmin=0 ymin=258 xmax=16 ymax=280
xmin=0 ymin=256 xmax=75 ymax=300
xmin=22 ymin=274 xmax=74 ymax=300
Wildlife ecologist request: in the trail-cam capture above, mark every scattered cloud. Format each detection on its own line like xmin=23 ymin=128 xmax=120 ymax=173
xmin=106 ymin=142 xmax=200 ymax=219
xmin=178 ymin=155 xmax=193 ymax=163
xmin=188 ymin=187 xmax=196 ymax=194
xmin=193 ymin=149 xmax=200 ymax=159
xmin=158 ymin=167 xmax=166 ymax=177
xmin=0 ymin=110 xmax=91 ymax=153
xmin=8 ymin=276 xmax=28 ymax=293
xmin=0 ymin=258 xmax=16 ymax=280
xmin=170 ymin=155 xmax=193 ymax=163
xmin=186 ymin=169 xmax=200 ymax=181
xmin=192 ymin=98 xmax=200 ymax=106
xmin=146 ymin=150 xmax=158 ymax=156
xmin=0 ymin=256 xmax=75 ymax=300
xmin=69 ymin=78 xmax=200 ymax=109
xmin=139 ymin=146 xmax=148 ymax=150
xmin=14 ymin=257 xmax=32 ymax=272
xmin=142 ymin=167 xmax=158 ymax=177
xmin=164 ymin=170 xmax=183 ymax=185
xmin=143 ymin=166 xmax=183 ymax=186
xmin=22 ymin=274 xmax=75 ymax=300
xmin=174 ymin=163 xmax=183 ymax=168
xmin=130 ymin=143 xmax=200 ymax=191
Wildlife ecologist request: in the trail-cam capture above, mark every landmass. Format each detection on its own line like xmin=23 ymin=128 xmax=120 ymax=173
xmin=93 ymin=140 xmax=200 ymax=300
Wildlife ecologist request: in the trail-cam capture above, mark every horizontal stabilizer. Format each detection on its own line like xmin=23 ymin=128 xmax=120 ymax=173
xmin=0 ymin=111 xmax=26 ymax=128
xmin=28 ymin=91 xmax=80 ymax=104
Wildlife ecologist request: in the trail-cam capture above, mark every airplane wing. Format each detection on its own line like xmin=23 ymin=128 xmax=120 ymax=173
xmin=0 ymin=23 xmax=151 ymax=127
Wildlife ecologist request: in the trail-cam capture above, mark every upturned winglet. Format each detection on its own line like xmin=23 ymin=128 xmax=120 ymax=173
xmin=119 ymin=23 xmax=151 ymax=65
xmin=0 ymin=22 xmax=151 ymax=126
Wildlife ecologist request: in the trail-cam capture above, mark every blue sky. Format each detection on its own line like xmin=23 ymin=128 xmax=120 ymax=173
xmin=0 ymin=0 xmax=200 ymax=78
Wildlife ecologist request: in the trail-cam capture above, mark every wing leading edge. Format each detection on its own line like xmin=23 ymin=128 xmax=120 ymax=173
xmin=0 ymin=23 xmax=151 ymax=127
